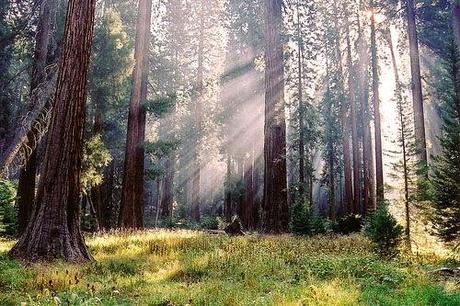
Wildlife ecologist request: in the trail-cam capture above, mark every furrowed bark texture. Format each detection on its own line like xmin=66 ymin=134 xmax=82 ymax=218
xmin=119 ymin=0 xmax=152 ymax=228
xmin=262 ymin=0 xmax=288 ymax=233
xmin=9 ymin=0 xmax=96 ymax=262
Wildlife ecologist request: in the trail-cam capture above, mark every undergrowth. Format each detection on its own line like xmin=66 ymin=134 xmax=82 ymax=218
xmin=0 ymin=230 xmax=459 ymax=305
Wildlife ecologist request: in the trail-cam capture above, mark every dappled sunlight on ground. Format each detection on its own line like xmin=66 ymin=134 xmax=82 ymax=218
xmin=0 ymin=230 xmax=459 ymax=305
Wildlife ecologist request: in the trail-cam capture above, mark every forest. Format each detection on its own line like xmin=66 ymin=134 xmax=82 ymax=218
xmin=0 ymin=0 xmax=460 ymax=304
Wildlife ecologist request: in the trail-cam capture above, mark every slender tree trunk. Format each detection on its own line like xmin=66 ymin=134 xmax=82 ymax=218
xmin=160 ymin=155 xmax=174 ymax=218
xmin=329 ymin=144 xmax=336 ymax=222
xmin=9 ymin=0 xmax=96 ymax=262
xmin=388 ymin=31 xmax=411 ymax=251
xmin=357 ymin=18 xmax=373 ymax=215
xmin=370 ymin=6 xmax=384 ymax=204
xmin=262 ymin=0 xmax=288 ymax=233
xmin=333 ymin=0 xmax=353 ymax=214
xmin=405 ymin=0 xmax=428 ymax=165
xmin=344 ymin=10 xmax=361 ymax=214
xmin=224 ymin=155 xmax=232 ymax=221
xmin=296 ymin=1 xmax=306 ymax=201
xmin=191 ymin=0 xmax=205 ymax=222
xmin=16 ymin=0 xmax=57 ymax=234
xmin=243 ymin=148 xmax=256 ymax=229
xmin=119 ymin=0 xmax=152 ymax=228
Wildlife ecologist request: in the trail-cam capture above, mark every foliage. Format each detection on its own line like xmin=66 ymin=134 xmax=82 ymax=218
xmin=335 ymin=214 xmax=363 ymax=235
xmin=144 ymin=94 xmax=177 ymax=118
xmin=310 ymin=215 xmax=332 ymax=235
xmin=0 ymin=180 xmax=17 ymax=236
xmin=81 ymin=134 xmax=112 ymax=194
xmin=199 ymin=216 xmax=220 ymax=230
xmin=1 ymin=231 xmax=460 ymax=305
xmin=290 ymin=200 xmax=311 ymax=235
xmin=365 ymin=204 xmax=404 ymax=258
xmin=430 ymin=38 xmax=460 ymax=246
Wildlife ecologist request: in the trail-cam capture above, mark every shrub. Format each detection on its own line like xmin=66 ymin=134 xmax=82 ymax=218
xmin=290 ymin=201 xmax=311 ymax=235
xmin=0 ymin=180 xmax=17 ymax=236
xmin=335 ymin=214 xmax=363 ymax=234
xmin=364 ymin=204 xmax=403 ymax=258
xmin=200 ymin=216 xmax=219 ymax=230
xmin=310 ymin=215 xmax=332 ymax=234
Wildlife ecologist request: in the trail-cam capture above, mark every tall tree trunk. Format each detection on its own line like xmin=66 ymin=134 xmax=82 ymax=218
xmin=119 ymin=0 xmax=152 ymax=228
xmin=296 ymin=1 xmax=306 ymax=201
xmin=9 ymin=0 xmax=96 ymax=262
xmin=388 ymin=30 xmax=411 ymax=251
xmin=370 ymin=5 xmax=384 ymax=204
xmin=160 ymin=155 xmax=174 ymax=218
xmin=344 ymin=9 xmax=361 ymax=214
xmin=191 ymin=0 xmax=205 ymax=222
xmin=16 ymin=0 xmax=57 ymax=234
xmin=405 ymin=0 xmax=428 ymax=165
xmin=333 ymin=0 xmax=353 ymax=214
xmin=224 ymin=155 xmax=232 ymax=221
xmin=262 ymin=0 xmax=288 ymax=233
xmin=243 ymin=148 xmax=256 ymax=229
xmin=357 ymin=18 xmax=373 ymax=215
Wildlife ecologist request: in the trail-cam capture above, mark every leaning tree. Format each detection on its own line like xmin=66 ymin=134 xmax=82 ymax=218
xmin=9 ymin=0 xmax=97 ymax=262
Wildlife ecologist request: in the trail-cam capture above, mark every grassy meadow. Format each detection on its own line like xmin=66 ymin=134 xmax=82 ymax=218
xmin=0 ymin=230 xmax=459 ymax=305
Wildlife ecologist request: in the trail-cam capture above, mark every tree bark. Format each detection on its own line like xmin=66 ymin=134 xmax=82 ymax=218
xmin=224 ymin=155 xmax=233 ymax=221
xmin=191 ymin=0 xmax=205 ymax=222
xmin=9 ymin=0 xmax=96 ymax=262
xmin=160 ymin=154 xmax=174 ymax=218
xmin=405 ymin=0 xmax=428 ymax=165
xmin=262 ymin=0 xmax=288 ymax=233
xmin=370 ymin=6 xmax=384 ymax=204
xmin=357 ymin=18 xmax=374 ymax=215
xmin=296 ymin=1 xmax=306 ymax=201
xmin=243 ymin=148 xmax=256 ymax=229
xmin=119 ymin=0 xmax=152 ymax=228
xmin=333 ymin=0 xmax=353 ymax=214
xmin=344 ymin=9 xmax=361 ymax=214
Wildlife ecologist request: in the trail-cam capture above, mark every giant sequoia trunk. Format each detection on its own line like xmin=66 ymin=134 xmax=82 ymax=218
xmin=119 ymin=0 xmax=152 ymax=228
xmin=370 ymin=8 xmax=384 ymax=203
xmin=405 ymin=0 xmax=428 ymax=165
xmin=9 ymin=0 xmax=96 ymax=262
xmin=262 ymin=0 xmax=288 ymax=233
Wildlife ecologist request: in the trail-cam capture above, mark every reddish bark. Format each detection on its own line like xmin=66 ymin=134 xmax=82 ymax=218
xmin=119 ymin=0 xmax=152 ymax=228
xmin=9 ymin=0 xmax=97 ymax=262
xmin=262 ymin=0 xmax=289 ymax=233
xmin=370 ymin=6 xmax=384 ymax=204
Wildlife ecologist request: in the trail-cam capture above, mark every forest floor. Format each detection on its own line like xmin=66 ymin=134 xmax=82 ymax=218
xmin=0 ymin=230 xmax=460 ymax=306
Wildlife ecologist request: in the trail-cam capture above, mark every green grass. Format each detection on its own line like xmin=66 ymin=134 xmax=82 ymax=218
xmin=0 ymin=231 xmax=459 ymax=305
